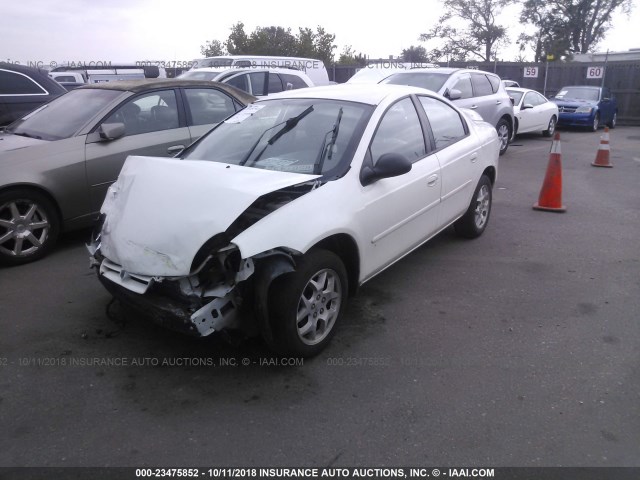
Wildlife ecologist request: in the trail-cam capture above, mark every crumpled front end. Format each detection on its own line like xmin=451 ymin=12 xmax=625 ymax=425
xmin=88 ymin=155 xmax=319 ymax=336
xmin=89 ymin=235 xmax=259 ymax=336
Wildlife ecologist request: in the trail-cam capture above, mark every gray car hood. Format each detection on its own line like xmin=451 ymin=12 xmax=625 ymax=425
xmin=0 ymin=131 xmax=49 ymax=152
xmin=100 ymin=155 xmax=320 ymax=277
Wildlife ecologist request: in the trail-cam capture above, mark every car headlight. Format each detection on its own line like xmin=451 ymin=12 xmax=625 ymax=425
xmin=575 ymin=106 xmax=593 ymax=114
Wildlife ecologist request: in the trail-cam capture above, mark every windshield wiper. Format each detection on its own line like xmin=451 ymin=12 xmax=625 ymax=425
xmin=239 ymin=105 xmax=314 ymax=167
xmin=313 ymin=107 xmax=343 ymax=175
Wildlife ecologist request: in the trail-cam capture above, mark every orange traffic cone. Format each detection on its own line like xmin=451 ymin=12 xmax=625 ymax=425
xmin=592 ymin=127 xmax=613 ymax=168
xmin=533 ymin=132 xmax=566 ymax=213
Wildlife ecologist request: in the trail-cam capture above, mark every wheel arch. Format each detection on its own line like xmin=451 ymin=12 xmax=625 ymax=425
xmin=482 ymin=166 xmax=497 ymax=186
xmin=0 ymin=183 xmax=63 ymax=225
xmin=309 ymin=233 xmax=360 ymax=296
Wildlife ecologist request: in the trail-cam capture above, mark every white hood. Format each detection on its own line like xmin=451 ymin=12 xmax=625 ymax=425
xmin=100 ymin=156 xmax=319 ymax=277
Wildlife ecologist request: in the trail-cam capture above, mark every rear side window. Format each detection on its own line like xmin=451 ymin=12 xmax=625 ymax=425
xmin=184 ymin=88 xmax=237 ymax=125
xmin=280 ymin=73 xmax=309 ymax=90
xmin=471 ymin=74 xmax=493 ymax=96
xmin=0 ymin=69 xmax=48 ymax=95
xmin=418 ymin=96 xmax=467 ymax=150
xmin=487 ymin=75 xmax=500 ymax=93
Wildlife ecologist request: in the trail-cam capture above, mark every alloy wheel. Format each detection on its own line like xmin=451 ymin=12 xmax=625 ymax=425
xmin=296 ymin=268 xmax=342 ymax=345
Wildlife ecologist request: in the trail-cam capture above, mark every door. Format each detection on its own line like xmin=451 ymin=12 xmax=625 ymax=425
xmin=85 ymin=89 xmax=191 ymax=212
xmin=418 ymin=95 xmax=479 ymax=220
xmin=470 ymin=73 xmax=499 ymax=125
xmin=358 ymin=97 xmax=442 ymax=278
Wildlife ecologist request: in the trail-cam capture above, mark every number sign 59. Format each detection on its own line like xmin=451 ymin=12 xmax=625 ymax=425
xmin=523 ymin=66 xmax=538 ymax=78
xmin=587 ymin=66 xmax=604 ymax=79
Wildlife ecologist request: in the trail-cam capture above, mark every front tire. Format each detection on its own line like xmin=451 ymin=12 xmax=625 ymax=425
xmin=591 ymin=113 xmax=600 ymax=132
xmin=543 ymin=115 xmax=556 ymax=137
xmin=454 ymin=175 xmax=493 ymax=239
xmin=496 ymin=119 xmax=511 ymax=156
xmin=0 ymin=189 xmax=60 ymax=266
xmin=268 ymin=249 xmax=348 ymax=357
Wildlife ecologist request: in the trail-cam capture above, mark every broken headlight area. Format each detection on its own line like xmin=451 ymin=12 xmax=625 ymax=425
xmin=89 ymin=242 xmax=262 ymax=337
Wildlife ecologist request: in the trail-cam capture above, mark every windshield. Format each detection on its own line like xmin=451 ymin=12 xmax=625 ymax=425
xmin=382 ymin=72 xmax=450 ymax=92
xmin=555 ymin=87 xmax=599 ymax=101
xmin=8 ymin=88 xmax=123 ymax=140
xmin=182 ymin=98 xmax=373 ymax=178
xmin=178 ymin=71 xmax=218 ymax=81
xmin=506 ymin=89 xmax=524 ymax=105
xmin=197 ymin=57 xmax=235 ymax=68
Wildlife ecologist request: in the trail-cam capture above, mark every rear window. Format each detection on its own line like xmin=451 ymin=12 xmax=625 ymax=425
xmin=487 ymin=75 xmax=500 ymax=93
xmin=0 ymin=69 xmax=48 ymax=95
xmin=471 ymin=74 xmax=493 ymax=96
xmin=382 ymin=72 xmax=450 ymax=92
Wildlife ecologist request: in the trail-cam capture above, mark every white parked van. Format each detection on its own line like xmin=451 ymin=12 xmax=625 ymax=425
xmin=179 ymin=67 xmax=314 ymax=96
xmin=190 ymin=56 xmax=330 ymax=86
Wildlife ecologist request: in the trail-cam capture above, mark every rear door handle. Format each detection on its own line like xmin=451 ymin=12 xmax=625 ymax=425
xmin=496 ymin=100 xmax=502 ymax=105
xmin=167 ymin=145 xmax=185 ymax=154
xmin=427 ymin=174 xmax=439 ymax=186
xmin=470 ymin=105 xmax=478 ymax=109
xmin=470 ymin=152 xmax=478 ymax=163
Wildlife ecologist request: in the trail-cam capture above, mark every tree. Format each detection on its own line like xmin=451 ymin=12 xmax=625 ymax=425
xmin=226 ymin=22 xmax=250 ymax=54
xmin=400 ymin=45 xmax=428 ymax=63
xmin=419 ymin=0 xmax=515 ymax=61
xmin=200 ymin=40 xmax=226 ymax=57
xmin=518 ymin=0 xmax=632 ymax=59
xmin=202 ymin=22 xmax=337 ymax=64
xmin=337 ymin=45 xmax=367 ymax=66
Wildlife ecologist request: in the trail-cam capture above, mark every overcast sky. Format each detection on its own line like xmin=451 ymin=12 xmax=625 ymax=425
xmin=1 ymin=0 xmax=639 ymax=66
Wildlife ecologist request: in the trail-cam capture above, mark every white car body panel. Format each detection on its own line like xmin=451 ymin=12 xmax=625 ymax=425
xmin=99 ymin=155 xmax=319 ymax=276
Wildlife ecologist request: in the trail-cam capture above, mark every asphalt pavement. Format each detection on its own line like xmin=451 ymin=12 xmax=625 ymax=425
xmin=1 ymin=127 xmax=639 ymax=469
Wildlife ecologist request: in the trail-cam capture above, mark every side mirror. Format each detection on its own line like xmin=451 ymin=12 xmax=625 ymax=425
xmin=446 ymin=89 xmax=462 ymax=100
xmin=510 ymin=97 xmax=515 ymax=106
xmin=360 ymin=153 xmax=412 ymax=186
xmin=522 ymin=104 xmax=533 ymax=110
xmin=99 ymin=123 xmax=125 ymax=141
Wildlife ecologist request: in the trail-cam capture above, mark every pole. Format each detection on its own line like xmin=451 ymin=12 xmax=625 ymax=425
xmin=601 ymin=49 xmax=609 ymax=90
xmin=543 ymin=56 xmax=549 ymax=97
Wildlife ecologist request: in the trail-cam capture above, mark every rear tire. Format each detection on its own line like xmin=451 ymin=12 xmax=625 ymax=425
xmin=496 ymin=119 xmax=511 ymax=156
xmin=543 ymin=115 xmax=556 ymax=137
xmin=0 ymin=188 xmax=60 ymax=266
xmin=454 ymin=175 xmax=492 ymax=239
xmin=607 ymin=112 xmax=617 ymax=129
xmin=267 ymin=249 xmax=348 ymax=357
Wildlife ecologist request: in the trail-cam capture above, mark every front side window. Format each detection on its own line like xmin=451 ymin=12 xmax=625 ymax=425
xmin=103 ymin=89 xmax=179 ymax=136
xmin=418 ymin=96 xmax=467 ymax=150
xmin=184 ymin=88 xmax=237 ymax=126
xmin=8 ymin=88 xmax=123 ymax=140
xmin=452 ymin=75 xmax=473 ymax=99
xmin=0 ymin=69 xmax=47 ymax=95
xmin=506 ymin=89 xmax=524 ymax=105
xmin=370 ymin=98 xmax=426 ymax=164
xmin=182 ymin=98 xmax=373 ymax=178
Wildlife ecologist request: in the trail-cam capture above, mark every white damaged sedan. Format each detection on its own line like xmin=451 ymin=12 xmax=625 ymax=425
xmin=88 ymin=84 xmax=499 ymax=357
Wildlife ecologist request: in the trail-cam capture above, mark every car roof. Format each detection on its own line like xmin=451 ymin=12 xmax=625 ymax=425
xmin=506 ymin=87 xmax=536 ymax=93
xmin=258 ymin=83 xmax=437 ymax=105
xmin=76 ymin=79 xmax=256 ymax=104
xmin=0 ymin=62 xmax=67 ymax=95
xmin=399 ymin=67 xmax=499 ymax=77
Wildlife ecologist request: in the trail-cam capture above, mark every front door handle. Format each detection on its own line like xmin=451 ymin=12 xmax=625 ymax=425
xmin=167 ymin=145 xmax=185 ymax=154
xmin=427 ymin=174 xmax=439 ymax=186
xmin=470 ymin=105 xmax=478 ymax=109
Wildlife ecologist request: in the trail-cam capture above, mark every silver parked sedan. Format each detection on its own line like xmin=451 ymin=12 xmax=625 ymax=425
xmin=0 ymin=79 xmax=255 ymax=265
